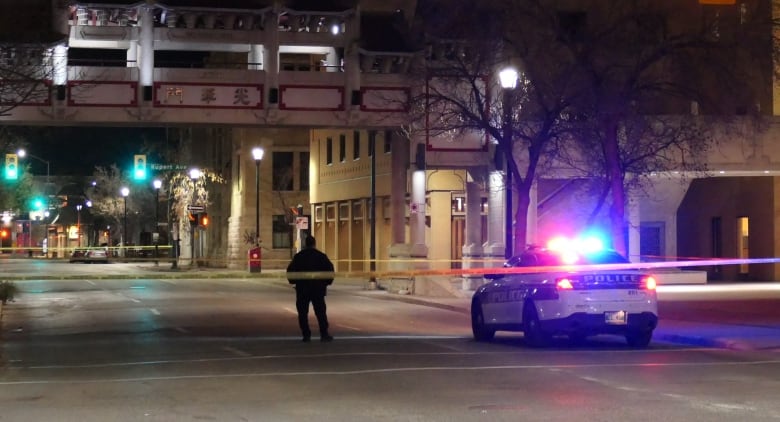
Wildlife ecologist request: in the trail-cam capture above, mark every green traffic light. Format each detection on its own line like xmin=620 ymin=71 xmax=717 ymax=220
xmin=134 ymin=168 xmax=147 ymax=180
xmin=31 ymin=197 xmax=45 ymax=210
xmin=4 ymin=167 xmax=17 ymax=180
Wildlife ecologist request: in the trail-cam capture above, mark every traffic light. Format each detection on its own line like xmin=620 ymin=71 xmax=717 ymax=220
xmin=133 ymin=154 xmax=147 ymax=181
xmin=199 ymin=213 xmax=209 ymax=227
xmin=0 ymin=229 xmax=7 ymax=238
xmin=5 ymin=153 xmax=18 ymax=180
xmin=188 ymin=212 xmax=197 ymax=226
xmin=31 ymin=196 xmax=46 ymax=210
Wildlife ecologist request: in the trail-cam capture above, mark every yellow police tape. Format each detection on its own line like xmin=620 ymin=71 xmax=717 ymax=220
xmin=3 ymin=245 xmax=779 ymax=280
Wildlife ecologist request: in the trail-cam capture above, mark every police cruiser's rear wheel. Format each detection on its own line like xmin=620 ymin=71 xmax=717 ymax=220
xmin=523 ymin=301 xmax=550 ymax=348
xmin=471 ymin=300 xmax=495 ymax=342
xmin=626 ymin=329 xmax=653 ymax=348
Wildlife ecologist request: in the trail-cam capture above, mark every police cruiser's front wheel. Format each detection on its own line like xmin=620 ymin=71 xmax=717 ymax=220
xmin=626 ymin=329 xmax=653 ymax=348
xmin=471 ymin=300 xmax=495 ymax=342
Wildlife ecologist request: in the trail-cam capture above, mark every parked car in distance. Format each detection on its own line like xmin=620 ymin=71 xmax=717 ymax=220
xmin=69 ymin=248 xmax=110 ymax=264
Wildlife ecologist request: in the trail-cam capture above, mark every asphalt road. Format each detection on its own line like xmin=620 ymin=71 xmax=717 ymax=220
xmin=0 ymin=260 xmax=779 ymax=421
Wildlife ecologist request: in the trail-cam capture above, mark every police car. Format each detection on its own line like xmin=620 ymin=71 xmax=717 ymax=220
xmin=471 ymin=236 xmax=658 ymax=348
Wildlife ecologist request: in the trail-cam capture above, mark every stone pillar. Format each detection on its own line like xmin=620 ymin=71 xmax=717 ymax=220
xmin=526 ymin=181 xmax=538 ymax=247
xmin=410 ymin=169 xmax=427 ymax=256
xmin=345 ymin=5 xmax=361 ymax=105
xmin=127 ymin=43 xmax=137 ymax=68
xmin=264 ymin=8 xmax=279 ymax=108
xmin=628 ymin=191 xmax=641 ymax=263
xmin=483 ymin=168 xmax=505 ymax=265
xmin=462 ymin=175 xmax=484 ymax=290
xmin=390 ymin=134 xmax=408 ymax=245
xmin=51 ymin=44 xmax=68 ymax=104
xmin=138 ymin=6 xmax=154 ymax=101
xmin=249 ymin=45 xmax=263 ymax=70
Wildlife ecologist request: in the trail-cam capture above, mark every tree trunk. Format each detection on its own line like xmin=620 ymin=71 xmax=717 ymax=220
xmin=604 ymin=118 xmax=627 ymax=256
xmin=514 ymin=183 xmax=530 ymax=254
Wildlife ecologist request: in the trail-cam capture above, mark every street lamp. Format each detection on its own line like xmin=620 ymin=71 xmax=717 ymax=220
xmin=76 ymin=204 xmax=82 ymax=247
xmin=121 ymin=186 xmax=129 ymax=257
xmin=499 ymin=67 xmax=518 ymax=260
xmin=189 ymin=169 xmax=200 ymax=267
xmin=17 ymin=148 xmax=50 ymax=185
xmin=252 ymin=147 xmax=264 ymax=247
xmin=153 ymin=179 xmax=162 ymax=264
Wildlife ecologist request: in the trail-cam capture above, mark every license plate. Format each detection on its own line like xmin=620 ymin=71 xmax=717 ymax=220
xmin=605 ymin=310 xmax=627 ymax=325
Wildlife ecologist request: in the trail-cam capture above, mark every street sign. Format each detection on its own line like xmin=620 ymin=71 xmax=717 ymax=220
xmin=295 ymin=216 xmax=309 ymax=230
xmin=151 ymin=163 xmax=188 ymax=171
xmin=187 ymin=204 xmax=205 ymax=212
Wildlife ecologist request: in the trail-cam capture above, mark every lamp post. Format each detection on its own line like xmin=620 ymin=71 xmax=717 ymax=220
xmin=252 ymin=147 xmax=264 ymax=247
xmin=189 ymin=168 xmax=200 ymax=267
xmin=76 ymin=204 xmax=82 ymax=247
xmin=121 ymin=187 xmax=129 ymax=257
xmin=17 ymin=149 xmax=50 ymax=185
xmin=499 ymin=67 xmax=518 ymax=260
xmin=153 ymin=179 xmax=162 ymax=264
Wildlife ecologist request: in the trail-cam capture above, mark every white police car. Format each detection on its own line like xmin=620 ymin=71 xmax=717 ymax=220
xmin=471 ymin=237 xmax=658 ymax=348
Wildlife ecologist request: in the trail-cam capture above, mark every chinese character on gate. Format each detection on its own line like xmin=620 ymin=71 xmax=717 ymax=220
xmin=201 ymin=87 xmax=217 ymax=104
xmin=166 ymin=87 xmax=183 ymax=104
xmin=233 ymin=87 xmax=250 ymax=105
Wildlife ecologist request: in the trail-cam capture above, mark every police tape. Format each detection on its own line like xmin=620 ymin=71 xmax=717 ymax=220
xmin=241 ymin=257 xmax=780 ymax=280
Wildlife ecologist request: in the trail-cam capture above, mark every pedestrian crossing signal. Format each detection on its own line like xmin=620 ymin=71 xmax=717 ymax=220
xmin=199 ymin=213 xmax=209 ymax=227
xmin=5 ymin=153 xmax=18 ymax=180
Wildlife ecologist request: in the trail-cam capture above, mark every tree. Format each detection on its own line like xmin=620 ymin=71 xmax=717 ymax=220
xmin=86 ymin=165 xmax=133 ymax=243
xmin=413 ymin=0 xmax=766 ymax=256
xmin=411 ymin=0 xmax=593 ymax=255
xmin=0 ymin=127 xmax=35 ymax=214
xmin=559 ymin=0 xmax=767 ymax=255
xmin=0 ymin=0 xmax=64 ymax=117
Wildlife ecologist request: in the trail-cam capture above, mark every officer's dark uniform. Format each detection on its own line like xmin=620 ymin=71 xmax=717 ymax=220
xmin=286 ymin=236 xmax=334 ymax=342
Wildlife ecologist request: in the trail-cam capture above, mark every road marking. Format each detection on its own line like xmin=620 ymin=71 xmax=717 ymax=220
xmin=86 ymin=280 xmax=96 ymax=286
xmin=174 ymin=327 xmax=189 ymax=334
xmin=149 ymin=308 xmax=160 ymax=315
xmin=222 ymin=346 xmax=252 ymax=357
xmin=3 ymin=358 xmax=780 ymax=385
xmin=282 ymin=307 xmax=297 ymax=315
xmin=337 ymin=324 xmax=362 ymax=331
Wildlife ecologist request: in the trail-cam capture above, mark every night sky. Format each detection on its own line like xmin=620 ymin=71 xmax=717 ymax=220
xmin=19 ymin=126 xmax=167 ymax=177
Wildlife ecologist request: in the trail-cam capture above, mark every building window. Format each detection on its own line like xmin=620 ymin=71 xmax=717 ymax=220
xmin=384 ymin=130 xmax=392 ymax=154
xmin=300 ymin=151 xmax=309 ymax=190
xmin=272 ymin=215 xmax=291 ymax=248
xmin=737 ymin=216 xmax=749 ymax=274
xmin=326 ymin=137 xmax=333 ymax=165
xmin=353 ymin=131 xmax=360 ymax=160
xmin=339 ymin=134 xmax=346 ymax=162
xmin=272 ymin=151 xmax=294 ymax=191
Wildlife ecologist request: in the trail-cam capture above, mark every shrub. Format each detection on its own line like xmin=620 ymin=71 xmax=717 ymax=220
xmin=0 ymin=280 xmax=18 ymax=305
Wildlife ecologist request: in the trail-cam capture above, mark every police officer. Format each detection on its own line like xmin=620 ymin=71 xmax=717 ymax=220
xmin=286 ymin=235 xmax=334 ymax=342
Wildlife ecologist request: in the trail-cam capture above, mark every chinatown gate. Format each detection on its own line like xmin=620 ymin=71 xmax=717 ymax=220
xmin=4 ymin=1 xmax=780 ymax=285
